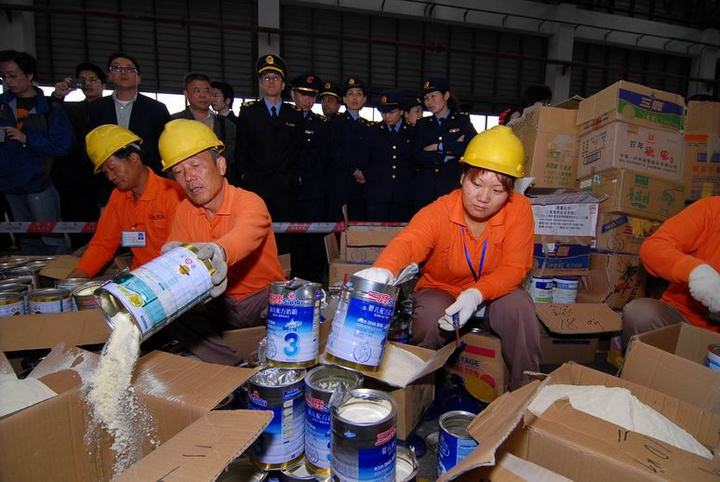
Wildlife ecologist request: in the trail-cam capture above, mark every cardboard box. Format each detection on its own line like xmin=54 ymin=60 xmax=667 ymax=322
xmin=578 ymin=121 xmax=684 ymax=181
xmin=510 ymin=105 xmax=578 ymax=189
xmin=339 ymin=224 xmax=403 ymax=264
xmin=441 ymin=362 xmax=720 ymax=482
xmin=577 ymin=252 xmax=647 ymax=309
xmin=576 ymin=80 xmax=686 ymax=134
xmin=533 ymin=241 xmax=591 ymax=273
xmin=0 ymin=346 xmax=271 ymax=481
xmin=579 ymin=168 xmax=684 ymax=221
xmin=621 ymin=323 xmax=720 ymax=414
xmin=686 ymin=100 xmax=720 ymax=133
xmin=592 ymin=212 xmax=658 ymax=254
xmin=0 ymin=309 xmax=110 ymax=352
xmin=328 ymin=257 xmax=371 ymax=285
xmin=530 ymin=192 xmax=603 ymax=238
xmin=683 ymin=132 xmax=720 ymax=201
xmin=446 ymin=332 xmax=506 ymax=403
xmin=536 ymin=303 xmax=622 ymax=365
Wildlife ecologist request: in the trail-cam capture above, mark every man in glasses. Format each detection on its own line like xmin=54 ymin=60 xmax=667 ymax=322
xmin=88 ymin=53 xmax=170 ymax=197
xmin=235 ymin=53 xmax=303 ymax=256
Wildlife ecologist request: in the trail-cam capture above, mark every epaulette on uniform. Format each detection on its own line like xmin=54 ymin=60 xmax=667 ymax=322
xmin=242 ymin=100 xmax=258 ymax=107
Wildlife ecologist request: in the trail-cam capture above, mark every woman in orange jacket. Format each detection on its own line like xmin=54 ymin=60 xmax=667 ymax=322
xmin=355 ymin=126 xmax=540 ymax=390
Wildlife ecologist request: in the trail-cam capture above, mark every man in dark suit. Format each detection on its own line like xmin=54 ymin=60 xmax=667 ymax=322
xmin=235 ymin=54 xmax=304 ymax=253
xmin=88 ymin=52 xmax=170 ymax=204
xmin=211 ymin=81 xmax=239 ymax=127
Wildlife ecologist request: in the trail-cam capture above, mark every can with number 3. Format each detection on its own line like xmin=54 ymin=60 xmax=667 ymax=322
xmin=266 ymin=279 xmax=323 ymax=368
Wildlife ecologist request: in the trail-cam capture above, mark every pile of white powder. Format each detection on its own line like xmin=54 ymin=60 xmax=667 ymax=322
xmin=84 ymin=312 xmax=157 ymax=476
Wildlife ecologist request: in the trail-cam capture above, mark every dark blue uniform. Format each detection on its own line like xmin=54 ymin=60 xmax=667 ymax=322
xmin=364 ymin=120 xmax=415 ymax=222
xmin=326 ymin=112 xmax=372 ymax=221
xmin=413 ymin=110 xmax=476 ymax=209
xmin=297 ymin=110 xmax=329 ymax=220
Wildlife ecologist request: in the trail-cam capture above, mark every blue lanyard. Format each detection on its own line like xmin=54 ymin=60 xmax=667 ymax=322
xmin=461 ymin=226 xmax=488 ymax=282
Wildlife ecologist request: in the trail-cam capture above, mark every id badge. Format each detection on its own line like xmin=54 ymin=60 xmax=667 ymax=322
xmin=121 ymin=231 xmax=146 ymax=247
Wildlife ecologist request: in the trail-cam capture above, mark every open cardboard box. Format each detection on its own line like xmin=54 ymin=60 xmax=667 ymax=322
xmin=621 ymin=323 xmax=720 ymax=414
xmin=440 ymin=362 xmax=720 ymax=482
xmin=0 ymin=345 xmax=271 ymax=482
xmin=446 ymin=332 xmax=506 ymax=403
xmin=536 ymin=303 xmax=622 ymax=365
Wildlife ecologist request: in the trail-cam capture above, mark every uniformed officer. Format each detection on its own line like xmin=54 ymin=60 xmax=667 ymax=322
xmin=290 ymin=73 xmax=329 ymax=281
xmin=403 ymin=95 xmax=424 ymax=126
xmin=325 ymin=76 xmax=372 ymax=221
xmin=235 ymin=54 xmax=304 ymax=253
xmin=364 ymin=90 xmax=415 ymax=222
xmin=413 ymin=77 xmax=477 ymax=213
xmin=318 ymin=80 xmax=342 ymax=118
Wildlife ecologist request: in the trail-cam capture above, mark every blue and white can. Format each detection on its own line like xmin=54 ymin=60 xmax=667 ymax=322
xmin=247 ymin=367 xmax=306 ymax=470
xmin=331 ymin=388 xmax=397 ymax=482
xmin=530 ymin=276 xmax=554 ymax=303
xmin=304 ymin=366 xmax=364 ymax=475
xmin=552 ymin=277 xmax=579 ymax=304
xmin=325 ymin=276 xmax=399 ymax=371
xmin=267 ymin=279 xmax=323 ymax=368
xmin=438 ymin=410 xmax=478 ymax=476
xmin=706 ymin=345 xmax=720 ymax=372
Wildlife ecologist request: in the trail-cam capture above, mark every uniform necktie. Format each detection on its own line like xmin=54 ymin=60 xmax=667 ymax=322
xmin=271 ymin=105 xmax=278 ymax=118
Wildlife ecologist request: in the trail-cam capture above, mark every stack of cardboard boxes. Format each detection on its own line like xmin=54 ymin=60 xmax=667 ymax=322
xmin=684 ymin=100 xmax=720 ymax=201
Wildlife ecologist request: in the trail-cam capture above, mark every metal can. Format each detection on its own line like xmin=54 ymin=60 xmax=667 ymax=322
xmin=28 ymin=288 xmax=73 ymax=314
xmin=325 ymin=276 xmax=399 ymax=371
xmin=72 ymin=280 xmax=104 ymax=311
xmin=94 ymin=244 xmax=215 ymax=342
xmin=529 ymin=276 xmax=553 ymax=303
xmin=216 ymin=457 xmax=268 ymax=482
xmin=331 ymin=388 xmax=397 ymax=482
xmin=304 ymin=366 xmax=364 ymax=474
xmin=56 ymin=278 xmax=89 ymax=311
xmin=0 ymin=282 xmax=32 ymax=312
xmin=706 ymin=344 xmax=720 ymax=372
xmin=438 ymin=410 xmax=478 ymax=476
xmin=279 ymin=459 xmax=319 ymax=481
xmin=1 ymin=265 xmax=37 ymax=289
xmin=0 ymin=292 xmax=25 ymax=317
xmin=247 ymin=367 xmax=306 ymax=470
xmin=267 ymin=279 xmax=323 ymax=368
xmin=395 ymin=446 xmax=418 ymax=482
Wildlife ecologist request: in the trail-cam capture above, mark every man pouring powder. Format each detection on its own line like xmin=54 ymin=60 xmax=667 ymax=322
xmin=159 ymin=119 xmax=285 ymax=365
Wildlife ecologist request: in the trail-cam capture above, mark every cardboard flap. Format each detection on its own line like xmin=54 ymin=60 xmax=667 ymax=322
xmin=115 ymin=410 xmax=272 ymax=482
xmin=675 ymin=324 xmax=720 ymax=364
xmin=30 ymin=344 xmax=99 ymax=394
xmin=481 ymin=452 xmax=573 ymax=481
xmin=0 ymin=309 xmax=110 ymax=352
xmin=438 ymin=380 xmax=544 ymax=482
xmin=133 ymin=351 xmax=255 ymax=410
xmin=322 ymin=341 xmax=457 ymax=388
xmin=536 ymin=304 xmax=622 ymax=335
xmin=345 ymin=224 xmax=403 ymax=246
xmin=39 ymin=254 xmax=80 ymax=280
xmin=0 ymin=351 xmax=13 ymax=375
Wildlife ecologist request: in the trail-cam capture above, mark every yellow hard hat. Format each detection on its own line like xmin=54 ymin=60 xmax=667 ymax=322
xmin=85 ymin=124 xmax=142 ymax=173
xmin=460 ymin=125 xmax=525 ymax=178
xmin=159 ymin=119 xmax=225 ymax=171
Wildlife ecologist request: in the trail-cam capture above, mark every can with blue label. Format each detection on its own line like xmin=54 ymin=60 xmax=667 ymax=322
xmin=438 ymin=410 xmax=478 ymax=476
xmin=331 ymin=388 xmax=397 ymax=482
xmin=706 ymin=345 xmax=720 ymax=372
xmin=304 ymin=366 xmax=363 ymax=475
xmin=325 ymin=276 xmax=399 ymax=371
xmin=248 ymin=367 xmax=306 ymax=470
xmin=267 ymin=279 xmax=323 ymax=368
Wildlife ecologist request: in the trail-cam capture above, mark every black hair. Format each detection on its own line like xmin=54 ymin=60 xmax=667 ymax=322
xmin=113 ymin=144 xmax=145 ymax=162
xmin=75 ymin=62 xmax=106 ymax=84
xmin=183 ymin=72 xmax=211 ymax=88
xmin=462 ymin=164 xmax=516 ymax=192
xmin=107 ymin=52 xmax=141 ymax=74
xmin=211 ymin=81 xmax=235 ymax=107
xmin=522 ymin=84 xmax=552 ymax=107
xmin=0 ymin=50 xmax=37 ymax=79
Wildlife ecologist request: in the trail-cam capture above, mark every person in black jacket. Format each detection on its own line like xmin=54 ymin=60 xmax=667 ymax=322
xmin=364 ymin=90 xmax=415 ymax=222
xmin=87 ymin=53 xmax=170 ymax=204
xmin=236 ymin=54 xmax=304 ymax=253
xmin=413 ymin=77 xmax=476 ymax=213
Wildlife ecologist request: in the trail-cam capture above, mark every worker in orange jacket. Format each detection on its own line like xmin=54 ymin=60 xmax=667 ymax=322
xmin=159 ymin=119 xmax=285 ymax=365
xmin=623 ymin=196 xmax=720 ymax=347
xmin=69 ymin=125 xmax=183 ymax=278
xmin=355 ymin=126 xmax=540 ymax=390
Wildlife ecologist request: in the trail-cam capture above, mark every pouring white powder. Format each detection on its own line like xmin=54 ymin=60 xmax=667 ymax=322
xmin=85 ymin=312 xmax=156 ymax=476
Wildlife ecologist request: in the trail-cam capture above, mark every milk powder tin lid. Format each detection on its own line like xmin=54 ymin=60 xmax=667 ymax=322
xmin=279 ymin=459 xmax=317 ymax=480
xmin=0 ymin=292 xmax=24 ymax=305
xmin=72 ymin=280 xmax=105 ymax=297
xmin=305 ymin=365 xmax=364 ymax=394
xmin=347 ymin=275 xmax=399 ymax=297
xmin=29 ymin=287 xmax=71 ymax=301
xmin=55 ymin=277 xmax=89 ymax=288
xmin=0 ymin=276 xmax=33 ymax=287
xmin=251 ymin=367 xmax=306 ymax=388
xmin=0 ymin=283 xmax=30 ymax=294
xmin=395 ymin=446 xmax=419 ymax=482
xmin=333 ymin=388 xmax=397 ymax=426
xmin=270 ymin=278 xmax=323 ymax=300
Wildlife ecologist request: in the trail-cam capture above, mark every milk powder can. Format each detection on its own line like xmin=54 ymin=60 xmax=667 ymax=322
xmin=28 ymin=288 xmax=73 ymax=314
xmin=552 ymin=277 xmax=579 ymax=304
xmin=278 ymin=459 xmax=328 ymax=481
xmin=266 ymin=279 xmax=323 ymax=368
xmin=706 ymin=345 xmax=720 ymax=372
xmin=94 ymin=244 xmax=215 ymax=341
xmin=0 ymin=292 xmax=25 ymax=317
xmin=395 ymin=446 xmax=419 ymax=482
xmin=55 ymin=277 xmax=89 ymax=310
xmin=331 ymin=388 xmax=397 ymax=482
xmin=247 ymin=367 xmax=306 ymax=470
xmin=325 ymin=276 xmax=399 ymax=371
xmin=529 ymin=276 xmax=554 ymax=303
xmin=72 ymin=281 xmax=104 ymax=311
xmin=304 ymin=366 xmax=364 ymax=474
xmin=437 ymin=410 xmax=478 ymax=475
xmin=0 ymin=282 xmax=31 ymax=314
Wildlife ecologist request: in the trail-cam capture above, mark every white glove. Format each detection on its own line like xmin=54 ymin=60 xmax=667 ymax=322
xmin=354 ymin=267 xmax=395 ymax=285
xmin=160 ymin=241 xmax=182 ymax=254
xmin=689 ymin=264 xmax=720 ymax=313
xmin=438 ymin=288 xmax=483 ymax=331
xmin=195 ymin=243 xmax=228 ymax=298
